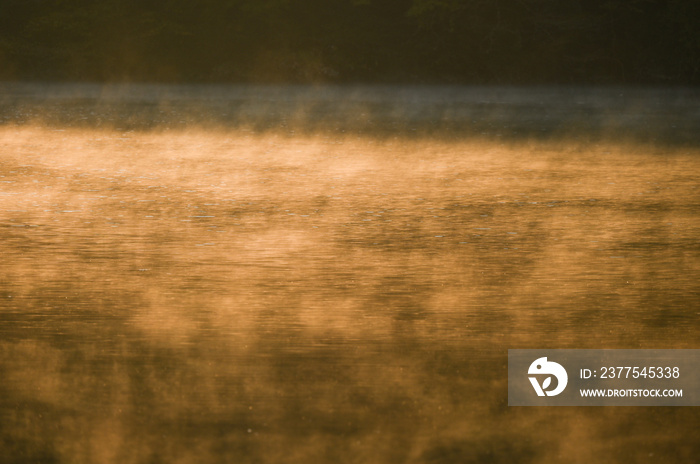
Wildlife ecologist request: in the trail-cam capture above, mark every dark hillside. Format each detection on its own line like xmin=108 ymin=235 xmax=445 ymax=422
xmin=1 ymin=0 xmax=698 ymax=84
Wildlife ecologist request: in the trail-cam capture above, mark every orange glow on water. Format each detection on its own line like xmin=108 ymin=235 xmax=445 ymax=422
xmin=1 ymin=110 xmax=699 ymax=462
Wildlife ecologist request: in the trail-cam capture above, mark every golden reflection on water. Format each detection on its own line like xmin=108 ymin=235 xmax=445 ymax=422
xmin=1 ymin=126 xmax=699 ymax=463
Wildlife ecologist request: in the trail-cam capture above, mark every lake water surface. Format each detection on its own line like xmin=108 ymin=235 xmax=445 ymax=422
xmin=1 ymin=85 xmax=699 ymax=463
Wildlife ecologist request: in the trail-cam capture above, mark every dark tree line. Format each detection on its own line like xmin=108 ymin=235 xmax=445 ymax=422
xmin=0 ymin=0 xmax=698 ymax=84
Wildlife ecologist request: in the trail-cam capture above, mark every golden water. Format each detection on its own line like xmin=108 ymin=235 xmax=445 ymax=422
xmin=1 ymin=89 xmax=699 ymax=463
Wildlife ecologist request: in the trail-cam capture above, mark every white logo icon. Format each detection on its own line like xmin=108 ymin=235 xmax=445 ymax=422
xmin=528 ymin=357 xmax=568 ymax=396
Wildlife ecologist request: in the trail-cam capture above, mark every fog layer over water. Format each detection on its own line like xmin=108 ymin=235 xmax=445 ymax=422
xmin=1 ymin=85 xmax=699 ymax=463
xmin=3 ymin=83 xmax=700 ymax=144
